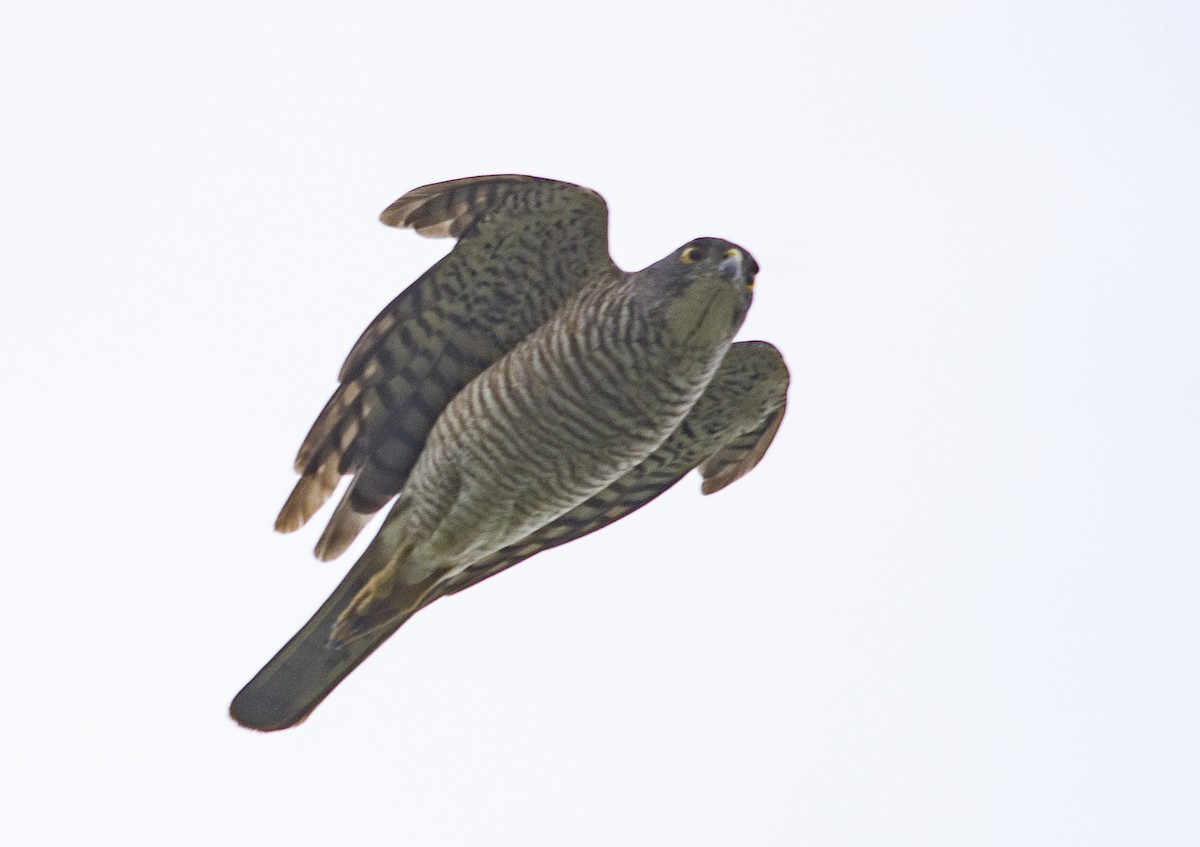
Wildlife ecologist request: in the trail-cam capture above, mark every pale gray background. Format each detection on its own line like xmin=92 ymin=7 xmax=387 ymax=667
xmin=2 ymin=1 xmax=1197 ymax=844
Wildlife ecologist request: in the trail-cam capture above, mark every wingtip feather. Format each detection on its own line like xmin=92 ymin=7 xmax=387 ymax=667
xmin=275 ymin=457 xmax=342 ymax=534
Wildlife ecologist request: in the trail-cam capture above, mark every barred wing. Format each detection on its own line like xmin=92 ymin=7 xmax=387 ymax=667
xmin=276 ymin=176 xmax=617 ymax=560
xmin=698 ymin=402 xmax=786 ymax=494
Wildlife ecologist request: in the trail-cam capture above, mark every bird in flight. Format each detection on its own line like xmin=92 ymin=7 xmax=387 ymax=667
xmin=231 ymin=175 xmax=789 ymax=731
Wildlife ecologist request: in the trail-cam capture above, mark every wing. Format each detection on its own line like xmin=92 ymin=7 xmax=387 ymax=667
xmin=697 ymin=402 xmax=786 ymax=494
xmin=276 ymin=175 xmax=617 ymax=561
xmin=230 ymin=340 xmax=789 ymax=731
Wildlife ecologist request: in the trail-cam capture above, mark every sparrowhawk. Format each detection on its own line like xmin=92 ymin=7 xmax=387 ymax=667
xmin=231 ymin=176 xmax=789 ymax=731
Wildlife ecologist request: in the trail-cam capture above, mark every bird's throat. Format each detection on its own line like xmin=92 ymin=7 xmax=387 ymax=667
xmin=663 ymin=281 xmax=739 ymax=350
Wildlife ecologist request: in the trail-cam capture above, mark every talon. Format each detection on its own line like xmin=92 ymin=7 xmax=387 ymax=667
xmin=330 ymin=569 xmax=395 ymax=648
xmin=350 ymin=571 xmax=391 ymax=615
xmin=325 ymin=622 xmax=355 ymax=650
xmin=328 ymin=606 xmax=372 ymax=648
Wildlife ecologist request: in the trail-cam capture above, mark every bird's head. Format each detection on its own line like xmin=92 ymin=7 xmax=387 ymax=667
xmin=640 ymin=237 xmax=757 ymax=349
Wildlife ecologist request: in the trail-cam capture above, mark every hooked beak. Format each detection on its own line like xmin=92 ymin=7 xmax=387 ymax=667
xmin=717 ymin=248 xmax=743 ymax=280
xmin=718 ymin=247 xmax=756 ymax=288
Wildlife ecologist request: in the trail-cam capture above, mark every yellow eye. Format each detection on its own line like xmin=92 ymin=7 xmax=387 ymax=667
xmin=681 ymin=246 xmax=704 ymax=264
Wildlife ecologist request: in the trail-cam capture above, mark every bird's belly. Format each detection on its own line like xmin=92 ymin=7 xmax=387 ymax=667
xmin=410 ymin=428 xmax=654 ymax=580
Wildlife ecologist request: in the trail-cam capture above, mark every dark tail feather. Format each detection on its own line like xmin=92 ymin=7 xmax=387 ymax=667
xmin=230 ymin=535 xmax=418 ymax=732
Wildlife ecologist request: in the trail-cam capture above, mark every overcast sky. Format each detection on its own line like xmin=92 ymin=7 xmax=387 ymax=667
xmin=2 ymin=1 xmax=1197 ymax=845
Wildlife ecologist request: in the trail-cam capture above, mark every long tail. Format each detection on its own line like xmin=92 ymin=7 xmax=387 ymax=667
xmin=230 ymin=535 xmax=422 ymax=732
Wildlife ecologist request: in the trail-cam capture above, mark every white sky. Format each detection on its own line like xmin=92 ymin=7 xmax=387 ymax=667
xmin=2 ymin=1 xmax=1197 ymax=844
